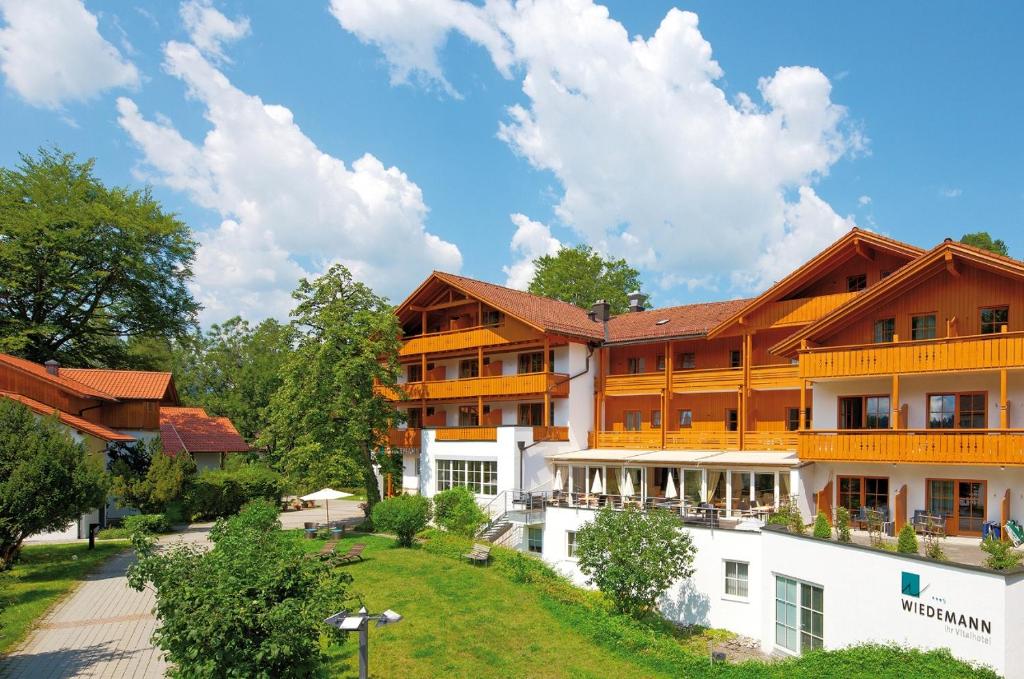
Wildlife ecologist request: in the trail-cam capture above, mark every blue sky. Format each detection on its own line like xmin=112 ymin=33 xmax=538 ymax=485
xmin=1 ymin=1 xmax=1022 ymax=325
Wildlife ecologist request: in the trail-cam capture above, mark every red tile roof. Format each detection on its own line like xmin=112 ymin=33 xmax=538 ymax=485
xmin=432 ymin=272 xmax=606 ymax=340
xmin=606 ymin=299 xmax=751 ymax=344
xmin=0 ymin=392 xmax=135 ymax=442
xmin=0 ymin=353 xmax=116 ymax=400
xmin=61 ymin=369 xmax=175 ymax=401
xmin=160 ymin=407 xmax=249 ymax=454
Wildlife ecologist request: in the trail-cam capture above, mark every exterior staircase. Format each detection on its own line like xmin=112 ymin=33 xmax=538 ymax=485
xmin=478 ymin=517 xmax=514 ymax=543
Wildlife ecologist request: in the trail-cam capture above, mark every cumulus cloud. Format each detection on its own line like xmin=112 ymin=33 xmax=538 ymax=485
xmin=117 ymin=38 xmax=461 ymax=323
xmin=180 ymin=0 xmax=249 ymax=62
xmin=0 ymin=0 xmax=139 ymax=108
xmin=331 ymin=0 xmax=864 ymax=294
xmin=502 ymin=213 xmax=561 ymax=289
xmin=858 ymin=195 xmax=872 ymax=206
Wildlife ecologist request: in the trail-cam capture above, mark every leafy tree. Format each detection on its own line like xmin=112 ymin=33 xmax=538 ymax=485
xmin=574 ymin=507 xmax=696 ymax=617
xmin=371 ymin=495 xmax=432 ymax=547
xmin=834 ymin=506 xmax=852 ymax=543
xmin=528 ymin=245 xmax=643 ymax=315
xmin=813 ymin=511 xmax=831 ymax=538
xmin=173 ymin=317 xmax=296 ymax=443
xmin=262 ymin=265 xmax=403 ymax=510
xmin=897 ymin=524 xmax=919 ymax=554
xmin=185 ymin=464 xmax=282 ymax=520
xmin=960 ymin=232 xmax=1009 ymax=256
xmin=980 ymin=537 xmax=1023 ymax=570
xmin=128 ymin=500 xmax=351 ymax=678
xmin=109 ymin=439 xmax=195 ymax=514
xmin=433 ymin=486 xmax=487 ymax=537
xmin=0 ymin=399 xmax=109 ymax=568
xmin=0 ymin=147 xmax=199 ymax=367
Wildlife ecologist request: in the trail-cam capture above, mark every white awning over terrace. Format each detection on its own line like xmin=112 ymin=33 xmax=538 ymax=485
xmin=547 ymin=448 xmax=799 ymax=468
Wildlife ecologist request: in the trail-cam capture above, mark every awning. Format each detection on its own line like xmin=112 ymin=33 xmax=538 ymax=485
xmin=629 ymin=450 xmax=711 ymax=464
xmin=697 ymin=451 xmax=800 ymax=467
xmin=547 ymin=449 xmax=656 ymax=462
xmin=547 ymin=448 xmax=800 ymax=468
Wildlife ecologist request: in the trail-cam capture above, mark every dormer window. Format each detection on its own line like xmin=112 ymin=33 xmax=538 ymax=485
xmin=847 ymin=274 xmax=867 ymax=292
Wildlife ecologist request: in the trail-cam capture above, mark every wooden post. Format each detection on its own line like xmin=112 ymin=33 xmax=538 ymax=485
xmin=477 ymin=345 xmax=483 ymax=373
xmin=420 ymin=353 xmax=427 ymax=417
xmin=420 ymin=310 xmax=427 ymax=334
xmin=891 ymin=373 xmax=900 ymax=430
xmin=799 ymin=379 xmax=807 ymax=431
xmin=662 ymin=341 xmax=671 ymax=449
xmin=817 ymin=479 xmax=833 ymax=525
xmin=1001 ymin=368 xmax=1009 ymax=430
xmin=894 ymin=484 xmax=907 ymax=530
xmin=737 ymin=387 xmax=745 ymax=451
xmin=543 ymin=336 xmax=550 ymax=372
xmin=544 ymin=391 xmax=551 ymax=427
xmin=1002 ymin=489 xmax=1011 ymax=542
xmin=477 ymin=395 xmax=484 ymax=425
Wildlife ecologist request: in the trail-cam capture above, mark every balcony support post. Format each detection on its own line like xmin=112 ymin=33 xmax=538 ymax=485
xmin=799 ymin=380 xmax=807 ymax=431
xmin=737 ymin=387 xmax=745 ymax=451
xmin=543 ymin=336 xmax=551 ymax=428
xmin=891 ymin=374 xmax=900 ymax=430
xmin=662 ymin=341 xmax=671 ymax=450
xmin=1001 ymin=368 xmax=1009 ymax=430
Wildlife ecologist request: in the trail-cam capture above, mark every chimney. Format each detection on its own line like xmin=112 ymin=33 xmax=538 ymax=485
xmin=44 ymin=359 xmax=59 ymax=376
xmin=627 ymin=291 xmax=647 ymax=313
xmin=590 ymin=300 xmax=611 ymax=323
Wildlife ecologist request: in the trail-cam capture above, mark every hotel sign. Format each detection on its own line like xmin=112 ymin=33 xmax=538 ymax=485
xmin=900 ymin=572 xmax=992 ymax=645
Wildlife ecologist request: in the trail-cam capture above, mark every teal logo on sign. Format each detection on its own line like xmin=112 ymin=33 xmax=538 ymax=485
xmin=901 ymin=572 xmax=921 ymax=597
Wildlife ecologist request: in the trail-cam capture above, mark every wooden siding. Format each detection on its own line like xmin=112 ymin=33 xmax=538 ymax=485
xmin=799 ymin=430 xmax=1024 ymax=465
xmin=100 ymin=401 xmax=161 ymax=430
xmin=399 ymin=318 xmax=540 ymax=356
xmin=800 ymin=332 xmax=1024 ymax=378
xmin=434 ymin=427 xmax=498 ymax=442
xmin=382 ymin=373 xmax=569 ymax=401
xmin=788 ymin=250 xmax=908 ymax=298
xmin=0 ymin=368 xmax=98 ymax=419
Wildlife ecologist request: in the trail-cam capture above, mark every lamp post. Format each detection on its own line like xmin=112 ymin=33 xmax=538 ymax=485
xmin=324 ymin=607 xmax=402 ymax=679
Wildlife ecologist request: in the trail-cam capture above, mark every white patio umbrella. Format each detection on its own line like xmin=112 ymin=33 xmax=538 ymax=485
xmin=553 ymin=467 xmax=563 ymax=493
xmin=590 ymin=469 xmax=604 ymax=495
xmin=621 ymin=470 xmax=635 ymax=498
xmin=665 ymin=469 xmax=678 ymax=500
xmin=300 ymin=488 xmax=353 ymax=524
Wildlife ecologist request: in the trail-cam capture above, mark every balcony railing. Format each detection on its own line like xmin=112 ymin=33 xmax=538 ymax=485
xmin=665 ymin=430 xmax=741 ymax=450
xmin=604 ymin=372 xmax=665 ymax=396
xmin=589 ymin=430 xmax=792 ymax=451
xmin=672 ymin=367 xmax=743 ymax=392
xmin=387 ymin=428 xmax=421 ymax=448
xmin=798 ymin=430 xmax=1024 ymax=465
xmin=533 ymin=426 xmax=569 ymax=442
xmin=799 ymin=331 xmax=1024 ymax=379
xmin=399 ymin=322 xmax=538 ymax=356
xmin=744 ymin=431 xmax=798 ymax=451
xmin=433 ymin=426 xmax=498 ymax=442
xmin=380 ymin=372 xmax=569 ymax=401
xmin=603 ymin=364 xmax=801 ymax=396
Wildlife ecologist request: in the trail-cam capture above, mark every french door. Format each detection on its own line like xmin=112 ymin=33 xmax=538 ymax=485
xmin=927 ymin=479 xmax=986 ymax=536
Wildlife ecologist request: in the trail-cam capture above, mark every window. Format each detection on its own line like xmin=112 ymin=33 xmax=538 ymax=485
xmin=839 ymin=396 xmax=889 ymax=429
xmin=656 ymin=354 xmax=666 ymax=371
xmin=627 ymin=357 xmax=645 ymax=374
xmin=518 ymin=403 xmax=544 ymax=426
xmin=407 ymin=363 xmax=423 ymax=382
xmin=786 ymin=408 xmax=800 ymax=432
xmin=624 ymin=411 xmax=642 ymax=431
xmin=458 ymin=406 xmax=479 ymax=426
xmin=436 ymin=459 xmax=498 ymax=495
xmin=911 ymin=314 xmax=936 ymax=340
xmin=527 ymin=527 xmax=543 ymax=554
xmin=724 ymin=561 xmax=748 ymax=598
xmin=866 ymin=396 xmax=890 ymax=429
xmin=678 ymin=409 xmax=693 ymax=428
xmin=729 ymin=350 xmax=742 ymax=368
xmin=929 ymin=392 xmax=986 ymax=429
xmin=518 ymin=352 xmax=544 ymax=374
xmin=651 ymin=410 xmax=662 ymax=429
xmin=482 ymin=309 xmax=502 ymax=326
xmin=980 ymin=306 xmax=1008 ymax=334
xmin=679 ymin=352 xmax=696 ymax=369
xmin=459 ymin=359 xmax=479 ymax=379
xmin=776 ymin=576 xmax=823 ymax=654
xmin=406 ymin=408 xmax=422 ymax=429
xmin=566 ymin=531 xmax=578 ymax=558
xmin=847 ymin=274 xmax=867 ymax=292
xmin=873 ymin=318 xmax=895 ymax=343
xmin=838 ymin=476 xmax=889 ymax=513
xmin=725 ymin=409 xmax=738 ymax=432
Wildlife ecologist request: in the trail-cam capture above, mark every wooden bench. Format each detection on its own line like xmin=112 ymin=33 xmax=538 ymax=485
xmin=338 ymin=543 xmax=365 ymax=564
xmin=463 ymin=543 xmax=491 ymax=566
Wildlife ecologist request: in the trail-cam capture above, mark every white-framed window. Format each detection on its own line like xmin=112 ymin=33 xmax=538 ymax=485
xmin=724 ymin=560 xmax=748 ymax=599
xmin=566 ymin=530 xmax=578 ymax=558
xmin=435 ymin=459 xmax=498 ymax=495
xmin=527 ymin=527 xmax=543 ymax=553
xmin=775 ymin=576 xmax=823 ymax=654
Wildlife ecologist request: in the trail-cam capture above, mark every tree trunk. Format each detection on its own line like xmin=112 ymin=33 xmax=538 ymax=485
xmin=360 ymin=442 xmax=381 ymax=515
xmin=0 ymin=536 xmax=25 ymax=571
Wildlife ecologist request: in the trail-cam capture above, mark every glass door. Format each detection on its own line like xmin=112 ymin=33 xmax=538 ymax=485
xmin=958 ymin=481 xmax=986 ymax=535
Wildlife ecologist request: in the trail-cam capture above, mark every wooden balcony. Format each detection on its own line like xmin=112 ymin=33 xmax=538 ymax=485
xmin=381 ymin=372 xmax=569 ymax=401
xmin=744 ymin=431 xmax=798 ymax=451
xmin=798 ymin=430 xmax=1024 ymax=465
xmin=800 ymin=331 xmax=1024 ymax=379
xmin=672 ymin=368 xmax=743 ymax=393
xmin=434 ymin=427 xmax=498 ymax=442
xmin=533 ymin=425 xmax=569 ymax=442
xmin=399 ymin=322 xmax=537 ymax=357
xmin=665 ymin=430 xmax=741 ymax=450
xmin=386 ymin=428 xmax=421 ymax=449
xmin=749 ymin=364 xmax=801 ymax=390
xmin=605 ymin=365 xmax=800 ymax=396
xmin=604 ymin=372 xmax=665 ymax=396
xmin=590 ymin=430 xmax=662 ymax=449
xmin=589 ymin=430 xmax=790 ymax=451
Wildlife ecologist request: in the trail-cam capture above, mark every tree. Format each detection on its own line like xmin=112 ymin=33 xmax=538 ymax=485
xmin=371 ymin=495 xmax=432 ymax=547
xmin=813 ymin=512 xmax=831 ymax=538
xmin=980 ymin=536 xmax=1023 ymax=570
xmin=261 ymin=265 xmax=403 ymax=511
xmin=528 ymin=245 xmax=643 ymax=315
xmin=173 ymin=318 xmax=296 ymax=443
xmin=897 ymin=524 xmax=919 ymax=554
xmin=127 ymin=500 xmax=351 ymax=677
xmin=109 ymin=439 xmax=196 ymax=515
xmin=834 ymin=506 xmax=852 ymax=543
xmin=960 ymin=232 xmax=1009 ymax=257
xmin=0 ymin=399 xmax=109 ymax=568
xmin=574 ymin=507 xmax=696 ymax=617
xmin=433 ymin=486 xmax=487 ymax=537
xmin=0 ymin=147 xmax=199 ymax=367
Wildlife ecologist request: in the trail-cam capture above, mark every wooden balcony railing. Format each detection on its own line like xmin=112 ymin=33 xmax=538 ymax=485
xmin=800 ymin=331 xmax=1024 ymax=379
xmin=743 ymin=431 xmax=798 ymax=451
xmin=749 ymin=364 xmax=801 ymax=390
xmin=533 ymin=426 xmax=569 ymax=442
xmin=604 ymin=372 xmax=665 ymax=396
xmin=380 ymin=372 xmax=569 ymax=401
xmin=434 ymin=427 xmax=498 ymax=442
xmin=798 ymin=430 xmax=1024 ymax=465
xmin=399 ymin=322 xmax=537 ymax=357
xmin=589 ymin=429 xmax=792 ymax=451
xmin=672 ymin=367 xmax=744 ymax=393
xmin=665 ymin=430 xmax=741 ymax=450
xmin=590 ymin=430 xmax=662 ymax=449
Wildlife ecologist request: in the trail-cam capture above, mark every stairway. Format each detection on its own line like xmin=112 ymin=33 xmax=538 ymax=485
xmin=478 ymin=518 xmax=513 ymax=543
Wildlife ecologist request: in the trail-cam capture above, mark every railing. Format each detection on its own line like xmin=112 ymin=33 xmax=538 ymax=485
xmin=743 ymin=431 xmax=798 ymax=451
xmin=547 ymin=492 xmax=775 ymax=528
xmin=477 ymin=488 xmax=550 ymax=537
xmin=665 ymin=430 xmax=741 ymax=450
xmin=672 ymin=367 xmax=743 ymax=392
xmin=387 ymin=428 xmax=421 ymax=448
xmin=605 ymin=364 xmax=800 ymax=395
xmin=379 ymin=372 xmax=569 ymax=401
xmin=604 ymin=372 xmax=665 ymax=396
xmin=399 ymin=322 xmax=538 ymax=356
xmin=433 ymin=427 xmax=498 ymax=442
xmin=799 ymin=430 xmax=1024 ymax=464
xmin=590 ymin=430 xmax=662 ymax=449
xmin=533 ymin=426 xmax=569 ymax=442
xmin=799 ymin=331 xmax=1024 ymax=378
xmin=590 ymin=429 xmax=793 ymax=451
xmin=749 ymin=364 xmax=801 ymax=390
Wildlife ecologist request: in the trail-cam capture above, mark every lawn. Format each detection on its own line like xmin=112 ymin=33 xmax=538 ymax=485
xmin=0 ymin=541 xmax=128 ymax=653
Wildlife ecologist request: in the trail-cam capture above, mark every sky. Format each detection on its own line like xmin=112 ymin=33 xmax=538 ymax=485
xmin=1 ymin=0 xmax=1022 ymax=326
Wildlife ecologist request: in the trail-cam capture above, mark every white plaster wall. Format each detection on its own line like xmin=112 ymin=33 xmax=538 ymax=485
xmin=402 ymin=452 xmax=419 ymax=493
xmin=192 ymin=452 xmax=222 ymax=471
xmin=565 ymin=342 xmax=596 ymax=450
xmin=1004 ymin=574 xmax=1024 ymax=676
xmin=420 ymin=426 xmax=521 ymax=499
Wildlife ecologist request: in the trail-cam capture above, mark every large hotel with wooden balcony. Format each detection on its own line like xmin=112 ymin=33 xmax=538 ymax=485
xmin=385 ymin=228 xmax=1024 ymax=546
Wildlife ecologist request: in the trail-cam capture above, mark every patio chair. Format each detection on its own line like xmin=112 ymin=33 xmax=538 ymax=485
xmin=337 ymin=543 xmax=366 ymax=564
xmin=463 ymin=543 xmax=491 ymax=566
xmin=319 ymin=539 xmax=340 ymax=555
xmin=1005 ymin=520 xmax=1024 ymax=547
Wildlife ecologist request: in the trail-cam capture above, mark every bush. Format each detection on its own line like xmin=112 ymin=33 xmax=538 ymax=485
xmin=769 ymin=498 xmax=806 ymax=535
xmin=835 ymin=506 xmax=852 ymax=543
xmin=980 ymin=537 xmax=1024 ymax=570
xmin=897 ymin=524 xmax=919 ymax=554
xmin=185 ymin=464 xmax=282 ymax=520
xmin=433 ymin=486 xmax=487 ymax=537
xmin=371 ymin=495 xmax=432 ymax=547
xmin=127 ymin=500 xmax=351 ymax=678
xmin=123 ymin=514 xmax=171 ymax=535
xmin=813 ymin=512 xmax=831 ymax=538
xmin=923 ymin=532 xmax=946 ymax=561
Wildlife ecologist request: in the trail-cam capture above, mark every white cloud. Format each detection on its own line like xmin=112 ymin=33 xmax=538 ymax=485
xmin=180 ymin=0 xmax=249 ymax=62
xmin=858 ymin=195 xmax=871 ymax=206
xmin=940 ymin=187 xmax=962 ymax=198
xmin=117 ymin=40 xmax=461 ymax=324
xmin=331 ymin=0 xmax=864 ymax=295
xmin=502 ymin=213 xmax=561 ymax=289
xmin=0 ymin=0 xmax=138 ymax=108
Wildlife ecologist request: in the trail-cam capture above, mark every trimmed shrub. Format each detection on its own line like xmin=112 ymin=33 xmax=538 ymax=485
xmin=186 ymin=464 xmax=282 ymax=520
xmin=981 ymin=537 xmax=1024 ymax=570
xmin=123 ymin=514 xmax=171 ymax=535
xmin=371 ymin=495 xmax=432 ymax=547
xmin=835 ymin=506 xmax=852 ymax=543
xmin=813 ymin=512 xmax=831 ymax=538
xmin=433 ymin=486 xmax=487 ymax=537
xmin=897 ymin=524 xmax=919 ymax=554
